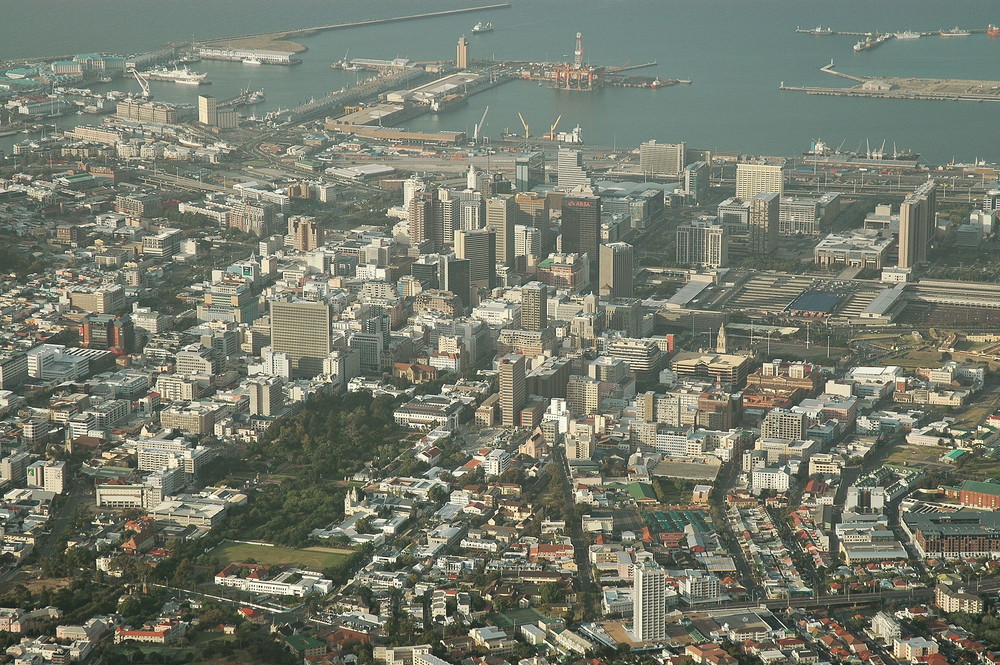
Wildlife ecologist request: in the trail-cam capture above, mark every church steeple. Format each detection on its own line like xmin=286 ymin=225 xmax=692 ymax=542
xmin=716 ymin=322 xmax=728 ymax=354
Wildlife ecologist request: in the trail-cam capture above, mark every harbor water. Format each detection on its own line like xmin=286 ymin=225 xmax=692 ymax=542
xmin=3 ymin=0 xmax=999 ymax=164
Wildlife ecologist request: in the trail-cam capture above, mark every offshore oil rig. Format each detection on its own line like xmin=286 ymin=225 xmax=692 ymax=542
xmin=548 ymin=32 xmax=602 ymax=90
xmin=520 ymin=32 xmax=660 ymax=91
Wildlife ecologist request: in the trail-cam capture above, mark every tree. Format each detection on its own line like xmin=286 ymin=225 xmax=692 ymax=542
xmin=540 ymin=582 xmax=565 ymax=605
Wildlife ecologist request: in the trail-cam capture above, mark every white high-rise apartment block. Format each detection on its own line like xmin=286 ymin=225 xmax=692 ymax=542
xmin=633 ymin=563 xmax=665 ymax=641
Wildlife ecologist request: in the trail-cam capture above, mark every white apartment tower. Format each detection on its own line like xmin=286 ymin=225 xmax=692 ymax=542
xmin=633 ymin=563 xmax=666 ymax=641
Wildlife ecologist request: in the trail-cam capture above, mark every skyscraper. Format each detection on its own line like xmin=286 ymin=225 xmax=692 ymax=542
xmin=633 ymin=564 xmax=665 ymax=641
xmin=676 ymin=219 xmax=728 ymax=268
xmin=898 ymin=180 xmax=937 ymax=269
xmin=269 ymin=300 xmax=332 ymax=377
xmin=515 ymin=151 xmax=545 ymax=191
xmin=498 ymin=354 xmax=526 ymax=428
xmin=560 ymin=193 xmax=602 ymax=286
xmin=515 ymin=191 xmax=551 ymax=253
xmin=736 ymin=162 xmax=784 ymax=199
xmin=513 ymin=224 xmax=541 ymax=261
xmin=556 ymin=148 xmax=591 ymax=188
xmin=521 ymin=282 xmax=548 ymax=331
xmin=439 ymin=255 xmax=472 ymax=309
xmin=599 ymin=242 xmax=635 ymax=298
xmin=748 ymin=192 xmax=779 ymax=255
xmin=454 ymin=228 xmax=496 ymax=291
xmin=456 ymin=36 xmax=469 ymax=68
xmin=409 ymin=190 xmax=437 ymax=250
xmin=684 ymin=160 xmax=709 ymax=202
xmin=485 ymin=195 xmax=516 ymax=264
xmin=639 ymin=140 xmax=686 ymax=177
xmin=288 ymin=215 xmax=322 ymax=252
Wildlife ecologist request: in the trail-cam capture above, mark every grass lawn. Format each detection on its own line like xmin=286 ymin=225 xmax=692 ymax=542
xmin=886 ymin=444 xmax=949 ymax=467
xmin=211 ymin=541 xmax=353 ymax=571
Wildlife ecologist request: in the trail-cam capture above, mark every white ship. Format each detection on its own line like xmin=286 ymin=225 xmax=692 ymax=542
xmin=242 ymin=57 xmax=263 ymax=65
xmin=894 ymin=30 xmax=921 ymax=39
xmin=146 ymin=66 xmax=209 ymax=85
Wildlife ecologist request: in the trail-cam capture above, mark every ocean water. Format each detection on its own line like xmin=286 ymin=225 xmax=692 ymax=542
xmin=2 ymin=0 xmax=999 ymax=163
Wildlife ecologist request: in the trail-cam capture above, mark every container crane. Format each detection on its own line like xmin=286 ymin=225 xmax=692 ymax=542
xmin=129 ymin=68 xmax=151 ymax=99
xmin=473 ymin=105 xmax=489 ymax=143
xmin=544 ymin=114 xmax=562 ymax=140
xmin=517 ymin=111 xmax=529 ymax=139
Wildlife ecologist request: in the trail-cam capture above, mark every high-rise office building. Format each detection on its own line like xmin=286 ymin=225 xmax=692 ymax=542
xmin=498 ymin=354 xmax=526 ymax=428
xmin=515 ymin=151 xmax=545 ymax=191
xmin=639 ymin=140 xmax=686 ymax=177
xmin=633 ymin=564 xmax=666 ymax=641
xmin=459 ymin=197 xmax=484 ymax=231
xmin=409 ymin=190 xmax=436 ymax=249
xmin=515 ymin=191 xmax=551 ymax=253
xmin=269 ymin=300 xmax=332 ymax=377
xmin=485 ymin=195 xmax=516 ymax=264
xmin=599 ymin=242 xmax=635 ymax=298
xmin=513 ymin=224 xmax=542 ymax=261
xmin=197 ymin=95 xmax=217 ymax=126
xmin=676 ymin=219 xmax=728 ymax=268
xmin=439 ymin=255 xmax=472 ymax=309
xmin=456 ymin=36 xmax=469 ymax=68
xmin=560 ymin=193 xmax=602 ymax=286
xmin=748 ymin=192 xmax=779 ymax=255
xmin=898 ymin=180 xmax=937 ymax=269
xmin=736 ymin=162 xmax=784 ymax=199
xmin=454 ymin=228 xmax=496 ymax=291
xmin=288 ymin=215 xmax=322 ymax=252
xmin=521 ymin=282 xmax=548 ymax=331
xmin=684 ymin=160 xmax=709 ymax=202
xmin=556 ymin=148 xmax=591 ymax=188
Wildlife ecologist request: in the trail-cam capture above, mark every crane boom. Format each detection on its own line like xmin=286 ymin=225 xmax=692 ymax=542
xmin=517 ymin=111 xmax=529 ymax=139
xmin=547 ymin=114 xmax=562 ymax=140
xmin=129 ymin=68 xmax=151 ymax=99
xmin=473 ymin=105 xmax=489 ymax=142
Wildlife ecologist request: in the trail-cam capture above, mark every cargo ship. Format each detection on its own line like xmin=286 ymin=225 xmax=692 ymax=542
xmin=940 ymin=27 xmax=971 ymax=37
xmin=145 ymin=66 xmax=209 ymax=85
xmin=988 ymin=25 xmax=1000 ymax=37
xmin=472 ymin=21 xmax=493 ymax=34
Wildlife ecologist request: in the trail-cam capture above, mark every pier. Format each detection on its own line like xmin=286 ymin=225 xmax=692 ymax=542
xmin=606 ymin=62 xmax=658 ymax=73
xmin=203 ymin=4 xmax=511 ymax=51
xmin=795 ymin=27 xmax=985 ymax=36
xmin=819 ymin=61 xmax=864 ymax=83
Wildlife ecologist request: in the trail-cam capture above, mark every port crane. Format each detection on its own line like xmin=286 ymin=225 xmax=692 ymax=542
xmin=129 ymin=68 xmax=152 ymax=99
xmin=472 ymin=105 xmax=489 ymax=143
xmin=517 ymin=111 xmax=530 ymax=139
xmin=544 ymin=114 xmax=562 ymax=140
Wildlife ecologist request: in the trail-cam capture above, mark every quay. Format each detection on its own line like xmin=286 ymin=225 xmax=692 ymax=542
xmin=781 ymin=65 xmax=1000 ymax=103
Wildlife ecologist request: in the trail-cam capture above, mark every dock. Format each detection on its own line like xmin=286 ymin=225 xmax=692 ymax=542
xmin=781 ymin=64 xmax=1000 ymax=103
